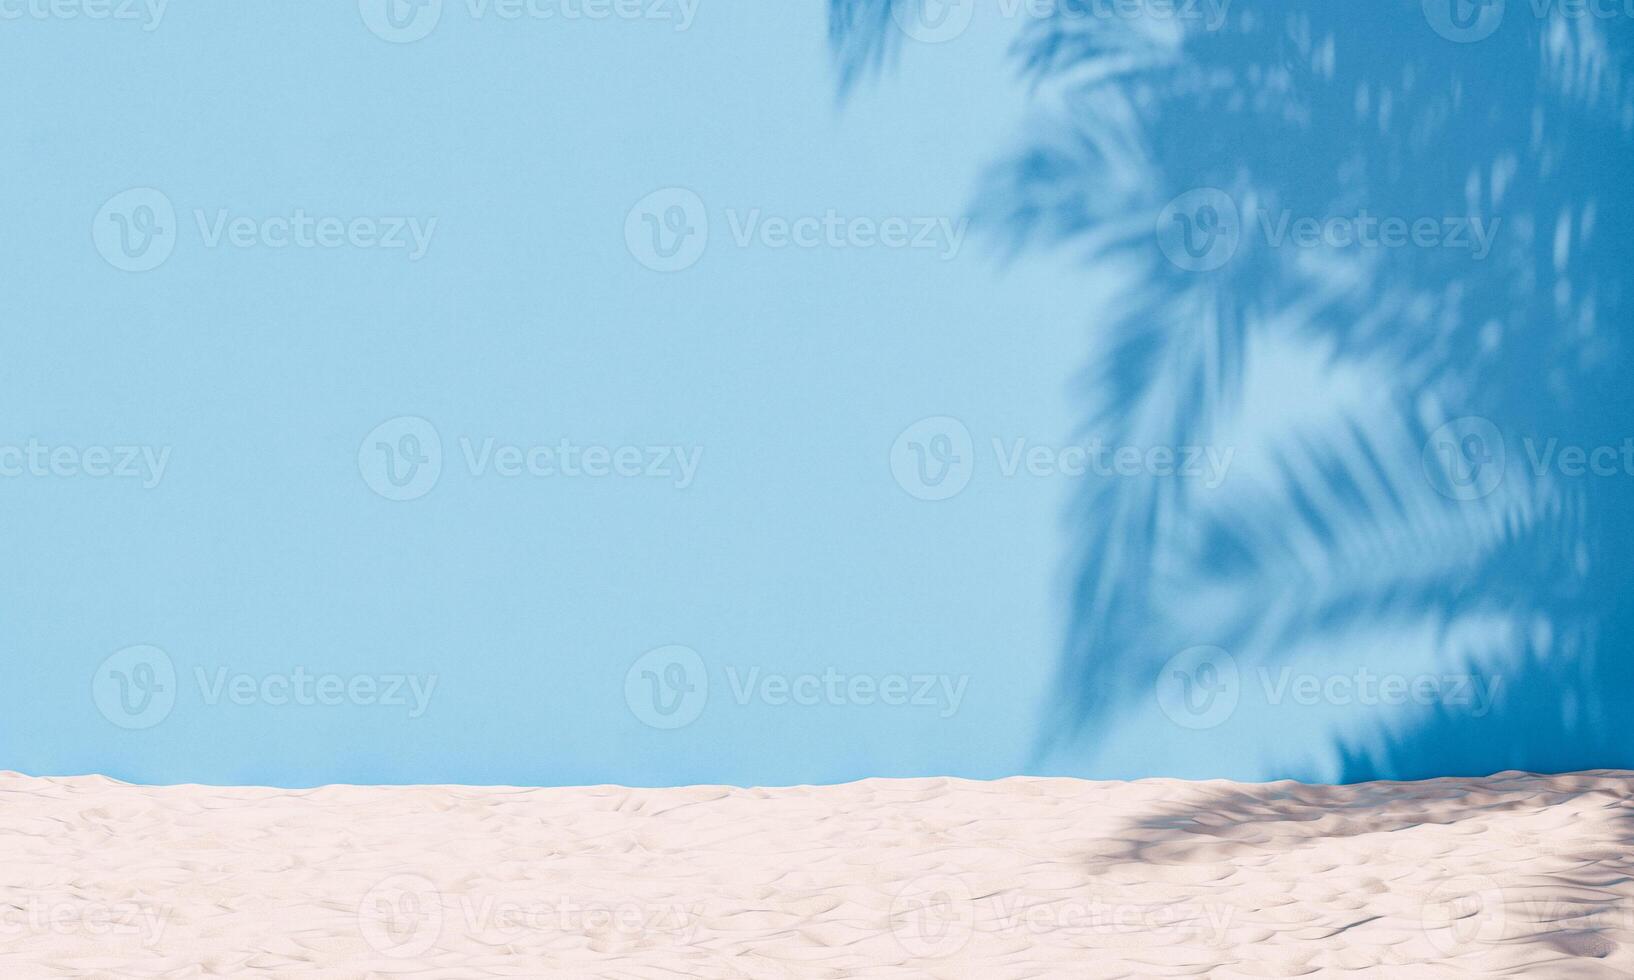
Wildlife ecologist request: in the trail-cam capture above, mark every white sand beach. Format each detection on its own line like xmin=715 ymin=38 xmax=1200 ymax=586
xmin=0 ymin=769 xmax=1628 ymax=978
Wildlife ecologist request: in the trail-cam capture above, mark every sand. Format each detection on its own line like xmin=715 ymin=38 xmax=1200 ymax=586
xmin=0 ymin=769 xmax=1628 ymax=978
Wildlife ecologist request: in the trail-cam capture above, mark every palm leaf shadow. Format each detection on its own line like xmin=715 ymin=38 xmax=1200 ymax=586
xmin=831 ymin=0 xmax=1634 ymax=780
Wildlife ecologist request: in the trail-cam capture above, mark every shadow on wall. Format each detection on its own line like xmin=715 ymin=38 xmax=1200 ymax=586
xmin=831 ymin=0 xmax=1634 ymax=781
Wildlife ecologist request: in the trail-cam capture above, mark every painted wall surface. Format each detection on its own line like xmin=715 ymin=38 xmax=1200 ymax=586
xmin=3 ymin=0 xmax=1629 ymax=786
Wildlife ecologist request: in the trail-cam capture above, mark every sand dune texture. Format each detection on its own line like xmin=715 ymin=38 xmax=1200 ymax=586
xmin=0 ymin=770 xmax=1629 ymax=978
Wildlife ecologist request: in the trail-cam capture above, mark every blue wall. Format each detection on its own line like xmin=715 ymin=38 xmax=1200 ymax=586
xmin=4 ymin=0 xmax=1630 ymax=787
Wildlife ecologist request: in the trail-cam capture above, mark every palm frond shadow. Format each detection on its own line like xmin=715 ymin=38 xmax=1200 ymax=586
xmin=1105 ymin=772 xmax=1615 ymax=862
xmin=828 ymin=0 xmax=910 ymax=96
xmin=832 ymin=0 xmax=1634 ymax=780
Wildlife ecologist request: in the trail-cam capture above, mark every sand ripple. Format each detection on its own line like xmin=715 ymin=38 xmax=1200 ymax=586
xmin=0 ymin=770 xmax=1628 ymax=978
